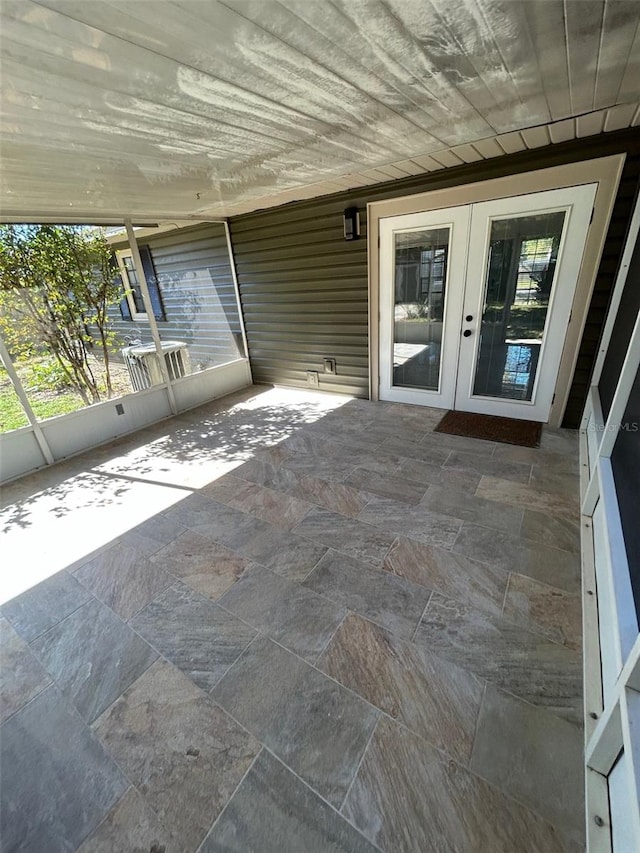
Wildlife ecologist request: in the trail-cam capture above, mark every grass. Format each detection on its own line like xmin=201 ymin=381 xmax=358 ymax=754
xmin=0 ymin=388 xmax=29 ymax=431
xmin=0 ymin=359 xmax=84 ymax=431
xmin=0 ymin=354 xmax=134 ymax=434
xmin=0 ymin=383 xmax=81 ymax=432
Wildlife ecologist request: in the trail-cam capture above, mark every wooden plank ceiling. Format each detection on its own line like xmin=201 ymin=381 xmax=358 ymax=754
xmin=1 ymin=0 xmax=639 ymax=221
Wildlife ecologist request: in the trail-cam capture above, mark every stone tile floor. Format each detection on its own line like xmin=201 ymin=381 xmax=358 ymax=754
xmin=0 ymin=386 xmax=584 ymax=852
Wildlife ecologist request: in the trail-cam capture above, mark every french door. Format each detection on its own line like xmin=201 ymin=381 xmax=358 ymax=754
xmin=379 ymin=184 xmax=597 ymax=421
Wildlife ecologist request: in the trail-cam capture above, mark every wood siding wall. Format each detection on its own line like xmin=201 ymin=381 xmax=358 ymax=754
xmin=107 ymin=224 xmax=242 ymax=369
xmin=230 ymin=128 xmax=640 ymax=428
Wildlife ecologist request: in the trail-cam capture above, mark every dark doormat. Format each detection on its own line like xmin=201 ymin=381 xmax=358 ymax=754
xmin=434 ymin=410 xmax=543 ymax=447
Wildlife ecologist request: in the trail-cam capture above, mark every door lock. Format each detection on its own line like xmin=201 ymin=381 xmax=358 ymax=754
xmin=465 ymin=315 xmax=473 ymax=322
xmin=463 ymin=329 xmax=472 ymax=337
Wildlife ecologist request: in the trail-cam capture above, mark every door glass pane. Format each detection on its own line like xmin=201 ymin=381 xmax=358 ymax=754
xmin=472 ymin=211 xmax=566 ymax=401
xmin=393 ymin=227 xmax=449 ymax=391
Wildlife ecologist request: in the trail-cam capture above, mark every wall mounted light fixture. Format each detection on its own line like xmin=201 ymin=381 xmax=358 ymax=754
xmin=343 ymin=207 xmax=360 ymax=241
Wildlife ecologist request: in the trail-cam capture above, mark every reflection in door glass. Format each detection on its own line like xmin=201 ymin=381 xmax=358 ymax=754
xmin=472 ymin=211 xmax=566 ymax=401
xmin=393 ymin=227 xmax=449 ymax=391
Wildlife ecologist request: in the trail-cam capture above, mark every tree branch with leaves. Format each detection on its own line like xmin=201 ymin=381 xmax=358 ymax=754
xmin=0 ymin=224 xmax=123 ymax=404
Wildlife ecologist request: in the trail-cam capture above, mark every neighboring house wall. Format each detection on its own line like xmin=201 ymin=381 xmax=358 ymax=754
xmin=106 ymin=223 xmax=243 ymax=369
xmin=230 ymin=128 xmax=640 ymax=427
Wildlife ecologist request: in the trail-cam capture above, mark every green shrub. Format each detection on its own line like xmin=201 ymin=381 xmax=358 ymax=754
xmin=22 ymin=356 xmax=72 ymax=392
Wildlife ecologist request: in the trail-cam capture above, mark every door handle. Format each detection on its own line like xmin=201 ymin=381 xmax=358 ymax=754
xmin=463 ymin=329 xmax=472 ymax=337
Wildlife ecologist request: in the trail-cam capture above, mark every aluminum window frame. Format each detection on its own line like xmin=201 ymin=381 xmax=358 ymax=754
xmin=580 ymin=189 xmax=640 ymax=852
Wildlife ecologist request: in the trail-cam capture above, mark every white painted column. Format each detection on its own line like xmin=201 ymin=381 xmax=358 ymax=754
xmin=0 ymin=330 xmax=54 ymax=465
xmin=124 ymin=219 xmax=177 ymax=415
xmin=224 ymin=220 xmax=252 ymax=371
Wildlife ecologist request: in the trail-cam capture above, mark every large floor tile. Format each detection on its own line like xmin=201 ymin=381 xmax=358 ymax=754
xmin=120 ymin=512 xmax=187 ymax=557
xmin=384 ymin=537 xmax=508 ymax=617
xmin=74 ymin=543 xmax=174 ymax=621
xmin=414 ymin=593 xmax=582 ymax=724
xmin=444 ymin=450 xmax=532 ymax=483
xmin=203 ymin=474 xmax=314 ymax=528
xmin=212 ymin=637 xmax=378 ymax=807
xmin=77 ymin=787 xmax=176 ymax=853
xmin=31 ymin=597 xmax=157 ymax=723
xmin=218 ymin=564 xmax=345 ymax=661
xmin=93 ymin=659 xmax=259 ymax=852
xmin=503 ymin=574 xmax=582 ymax=651
xmin=452 ymin=523 xmax=581 ymax=593
xmin=295 ymin=436 xmax=376 ymax=470
xmin=294 ymin=506 xmax=395 ymax=566
xmin=358 ymin=496 xmax=461 ymax=548
xmin=281 ymin=451 xmax=357 ymax=481
xmin=318 ymin=614 xmax=483 ymax=763
xmin=201 ymin=471 xmax=261 ymax=503
xmin=0 ymin=617 xmax=51 ymax=723
xmin=1 ymin=571 xmax=92 ymax=642
xmin=130 ymin=583 xmax=256 ymax=691
xmin=232 ymin=457 xmax=298 ymax=489
xmin=304 ymin=550 xmax=430 ymax=640
xmin=1 ymin=686 xmax=127 ymax=853
xmin=375 ymin=400 xmax=443 ymax=430
xmin=150 ymin=529 xmax=250 ymax=600
xmin=353 ymin=450 xmax=407 ymax=477
xmin=476 ymin=475 xmax=579 ymax=520
xmin=235 ymin=459 xmax=373 ymax=517
xmin=0 ymin=388 xmax=587 ymax=853
xmin=343 ymin=716 xmax=567 ymax=853
xmin=200 ymin=750 xmax=378 ymax=853
xmin=273 ymin=431 xmax=330 ymax=457
xmin=345 ymin=467 xmax=427 ymax=504
xmin=165 ymin=494 xmax=255 ymax=546
xmin=384 ymin=436 xmax=453 ymax=466
xmin=493 ymin=444 xmax=578 ymax=474
xmin=293 ymin=474 xmax=374 ymax=517
xmin=225 ymin=515 xmax=328 ymax=581
xmin=421 ymin=485 xmax=524 ymax=533
xmin=520 ymin=509 xmax=581 ymax=554
xmin=539 ymin=428 xmax=580 ymax=456
xmin=212 ymin=635 xmax=308 ymax=735
xmin=395 ymin=456 xmax=482 ymax=493
xmin=470 ymin=685 xmax=585 ymax=848
xmin=421 ymin=431 xmax=500 ymax=454
xmin=530 ymin=467 xmax=580 ymax=498
xmin=306 ymin=422 xmax=387 ymax=453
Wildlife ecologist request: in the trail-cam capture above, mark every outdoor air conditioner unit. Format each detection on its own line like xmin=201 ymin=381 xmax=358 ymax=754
xmin=121 ymin=341 xmax=191 ymax=392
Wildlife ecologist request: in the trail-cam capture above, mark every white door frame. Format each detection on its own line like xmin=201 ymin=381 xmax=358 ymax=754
xmin=378 ymin=205 xmax=470 ymax=407
xmin=454 ymin=184 xmax=597 ymax=420
xmin=367 ymin=155 xmax=624 ymax=426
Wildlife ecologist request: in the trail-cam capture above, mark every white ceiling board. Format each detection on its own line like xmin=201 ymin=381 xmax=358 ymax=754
xmin=595 ymin=0 xmax=640 ymax=110
xmin=604 ymin=102 xmax=640 ymax=132
xmin=577 ymin=110 xmax=607 ymax=138
xmin=449 ymin=143 xmax=484 ymax=163
xmin=429 ymin=149 xmax=466 ymax=169
xmin=618 ymin=16 xmax=640 ymax=103
xmin=409 ymin=154 xmax=445 ymax=172
xmin=565 ymin=0 xmax=606 ymax=115
xmin=548 ymin=119 xmax=577 ymax=145
xmin=470 ymin=137 xmax=504 ymax=159
xmin=519 ymin=0 xmax=572 ymax=120
xmin=1 ymin=0 xmax=639 ymax=221
xmin=393 ymin=159 xmax=429 ymax=176
xmin=494 ymin=131 xmax=527 ymax=155
xmin=520 ymin=125 xmax=551 ymax=149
